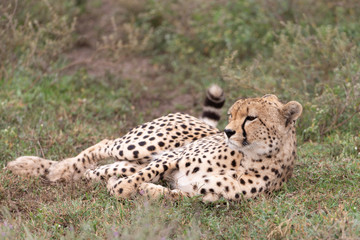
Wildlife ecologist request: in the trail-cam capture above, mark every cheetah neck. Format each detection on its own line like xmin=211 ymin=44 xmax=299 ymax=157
xmin=241 ymin=129 xmax=297 ymax=179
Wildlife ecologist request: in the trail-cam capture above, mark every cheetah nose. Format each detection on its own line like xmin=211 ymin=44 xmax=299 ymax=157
xmin=224 ymin=129 xmax=236 ymax=138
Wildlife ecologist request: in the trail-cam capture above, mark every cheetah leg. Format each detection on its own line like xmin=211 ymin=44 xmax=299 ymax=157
xmin=107 ymin=153 xmax=178 ymax=198
xmin=6 ymin=112 xmax=219 ymax=182
xmin=138 ymin=182 xmax=192 ymax=200
xmin=6 ymin=139 xmax=114 ymax=182
xmin=84 ymin=161 xmax=144 ymax=181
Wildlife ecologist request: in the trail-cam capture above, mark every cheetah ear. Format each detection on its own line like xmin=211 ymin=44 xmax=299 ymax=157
xmin=282 ymin=101 xmax=302 ymax=127
xmin=262 ymin=94 xmax=278 ymax=101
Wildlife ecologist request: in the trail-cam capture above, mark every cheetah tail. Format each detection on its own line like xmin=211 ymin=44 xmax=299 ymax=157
xmin=200 ymin=84 xmax=225 ymax=128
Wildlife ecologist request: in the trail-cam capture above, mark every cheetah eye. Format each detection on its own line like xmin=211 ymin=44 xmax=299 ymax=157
xmin=245 ymin=116 xmax=257 ymax=121
xmin=227 ymin=113 xmax=232 ymax=119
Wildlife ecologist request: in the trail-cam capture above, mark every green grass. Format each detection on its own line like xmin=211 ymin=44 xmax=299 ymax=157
xmin=1 ymin=0 xmax=360 ymax=239
xmin=1 ymin=139 xmax=359 ymax=239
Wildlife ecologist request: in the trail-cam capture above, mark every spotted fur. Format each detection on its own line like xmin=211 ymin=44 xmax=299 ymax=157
xmin=5 ymin=90 xmax=302 ymax=202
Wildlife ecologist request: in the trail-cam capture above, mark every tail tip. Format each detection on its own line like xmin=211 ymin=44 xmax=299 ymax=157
xmin=207 ymin=84 xmax=224 ymax=100
xmin=201 ymin=84 xmax=225 ymax=128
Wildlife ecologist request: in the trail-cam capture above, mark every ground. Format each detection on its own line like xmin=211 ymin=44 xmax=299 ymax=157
xmin=63 ymin=0 xmax=201 ymax=120
xmin=0 ymin=0 xmax=359 ymax=239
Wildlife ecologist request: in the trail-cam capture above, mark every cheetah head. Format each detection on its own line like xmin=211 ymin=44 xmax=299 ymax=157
xmin=224 ymin=94 xmax=302 ymax=157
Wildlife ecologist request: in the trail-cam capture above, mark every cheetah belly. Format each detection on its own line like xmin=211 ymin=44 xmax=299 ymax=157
xmin=170 ymin=170 xmax=203 ymax=194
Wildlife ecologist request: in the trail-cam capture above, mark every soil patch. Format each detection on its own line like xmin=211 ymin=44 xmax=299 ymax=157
xmin=62 ymin=0 xmax=198 ymax=120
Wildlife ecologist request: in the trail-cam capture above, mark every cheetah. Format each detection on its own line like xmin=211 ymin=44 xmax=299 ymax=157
xmin=5 ymin=87 xmax=302 ymax=202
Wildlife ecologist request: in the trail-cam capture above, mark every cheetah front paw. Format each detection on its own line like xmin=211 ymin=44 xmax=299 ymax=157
xmin=107 ymin=176 xmax=138 ymax=199
xmin=138 ymin=183 xmax=188 ymax=200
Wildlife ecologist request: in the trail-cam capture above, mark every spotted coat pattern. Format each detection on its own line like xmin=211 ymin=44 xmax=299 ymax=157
xmin=6 ymin=94 xmax=302 ymax=202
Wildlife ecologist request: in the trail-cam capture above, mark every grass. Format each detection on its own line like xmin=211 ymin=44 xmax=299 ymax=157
xmin=1 ymin=140 xmax=359 ymax=239
xmin=1 ymin=0 xmax=360 ymax=239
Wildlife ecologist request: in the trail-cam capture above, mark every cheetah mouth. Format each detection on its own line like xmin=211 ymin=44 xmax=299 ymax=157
xmin=226 ymin=139 xmax=241 ymax=150
xmin=227 ymin=138 xmax=251 ymax=151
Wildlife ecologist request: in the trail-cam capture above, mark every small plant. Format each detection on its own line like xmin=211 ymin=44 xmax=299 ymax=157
xmin=96 ymin=18 xmax=154 ymax=58
xmin=0 ymin=0 xmax=77 ymax=77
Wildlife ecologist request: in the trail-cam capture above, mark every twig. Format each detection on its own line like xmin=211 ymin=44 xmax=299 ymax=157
xmin=37 ymin=140 xmax=45 ymax=159
xmin=55 ymin=56 xmax=94 ymax=73
xmin=322 ymin=104 xmax=360 ymax=135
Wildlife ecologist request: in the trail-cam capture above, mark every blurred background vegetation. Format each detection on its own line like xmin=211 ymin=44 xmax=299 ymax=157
xmin=1 ymin=0 xmax=359 ymax=142
xmin=0 ymin=0 xmax=359 ymax=238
